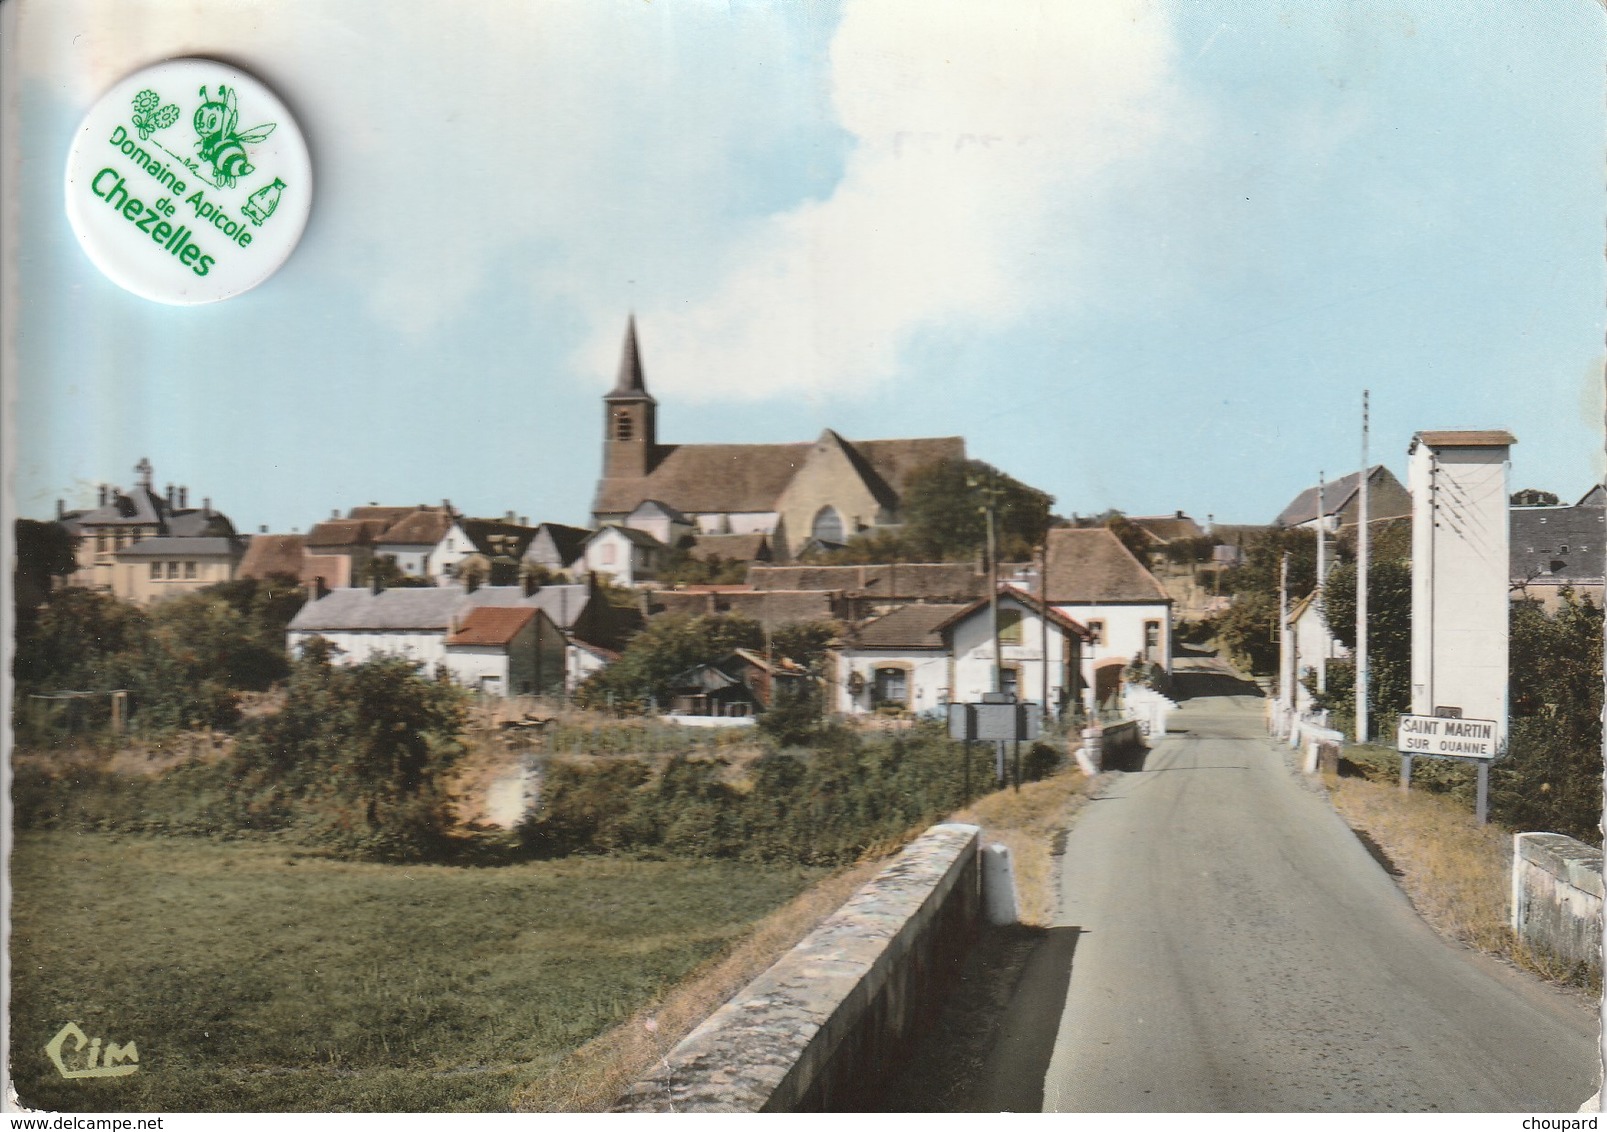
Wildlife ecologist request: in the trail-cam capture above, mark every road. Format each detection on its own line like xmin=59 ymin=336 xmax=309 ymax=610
xmin=998 ymin=660 xmax=1599 ymax=1112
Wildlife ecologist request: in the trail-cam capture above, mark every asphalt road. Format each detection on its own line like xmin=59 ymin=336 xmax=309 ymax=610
xmin=1016 ymin=662 xmax=1599 ymax=1113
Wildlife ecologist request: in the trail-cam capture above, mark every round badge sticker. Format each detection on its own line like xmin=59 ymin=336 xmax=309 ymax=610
xmin=64 ymin=59 xmax=311 ymax=305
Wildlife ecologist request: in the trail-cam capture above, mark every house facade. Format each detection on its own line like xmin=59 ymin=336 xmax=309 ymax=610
xmin=112 ymin=536 xmax=244 ymax=602
xmin=581 ymin=525 xmax=665 ymax=587
xmin=831 ymin=589 xmax=1088 ymax=718
xmin=57 ymin=458 xmax=238 ymax=598
xmin=1043 ymin=527 xmax=1174 ymax=696
xmin=591 ymin=317 xmax=964 ymax=560
xmin=1510 ymin=485 xmax=1605 ymax=609
xmin=443 ymin=605 xmax=565 ymax=696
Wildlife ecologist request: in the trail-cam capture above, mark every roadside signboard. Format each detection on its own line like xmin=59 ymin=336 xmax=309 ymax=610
xmin=1396 ymin=713 xmax=1499 ymax=760
xmin=947 ymin=702 xmax=1042 ymax=742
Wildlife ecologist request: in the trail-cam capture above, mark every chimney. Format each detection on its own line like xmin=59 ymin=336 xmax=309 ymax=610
xmin=520 ymin=516 xmax=529 ymax=527
xmin=203 ymin=497 xmax=212 ymax=515
xmin=178 ymin=486 xmax=188 ymax=508
xmin=331 ymin=508 xmax=340 ymax=519
xmin=305 ymin=576 xmax=327 ymax=603
xmin=466 ymin=572 xmax=480 ymax=594
xmin=166 ymin=484 xmax=176 ymax=508
xmin=259 ymin=525 xmax=268 ymax=534
xmin=371 ymin=569 xmax=383 ymax=596
xmin=56 ymin=499 xmax=65 ymax=519
xmin=1176 ymin=510 xmax=1185 ymax=520
xmin=98 ymin=484 xmax=108 ymax=506
xmin=523 ymin=571 xmax=538 ymax=597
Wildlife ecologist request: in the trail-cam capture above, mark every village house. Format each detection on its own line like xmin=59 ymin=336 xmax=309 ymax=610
xmin=287 ymin=580 xmax=631 ymax=695
xmin=591 ymin=317 xmax=964 ymax=561
xmin=1510 ymin=485 xmax=1604 ymax=609
xmin=667 ymin=649 xmax=811 ymax=719
xmin=581 ymin=524 xmax=665 ymax=587
xmin=56 ymin=458 xmax=240 ymax=600
xmin=113 ymin=535 xmax=244 ymax=602
xmin=524 ymin=522 xmax=593 ymax=576
xmin=1275 ymin=466 xmax=1412 ymax=533
xmin=1042 ymin=527 xmax=1174 ymax=699
xmin=1285 ymin=589 xmax=1349 ymax=716
xmin=831 ymin=588 xmax=1089 ymax=719
xmin=238 ymin=532 xmax=354 ymax=588
xmin=443 ymin=605 xmax=566 ymax=697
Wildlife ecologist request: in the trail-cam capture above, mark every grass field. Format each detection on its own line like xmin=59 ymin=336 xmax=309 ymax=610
xmin=8 ymin=831 xmax=825 ymax=1112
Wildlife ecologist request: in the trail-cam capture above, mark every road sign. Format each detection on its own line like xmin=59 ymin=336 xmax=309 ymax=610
xmin=947 ymin=702 xmax=1042 ymax=742
xmin=1396 ymin=713 xmax=1498 ymax=760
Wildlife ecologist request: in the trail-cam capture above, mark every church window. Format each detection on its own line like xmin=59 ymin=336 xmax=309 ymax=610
xmin=812 ymin=506 xmax=844 ymax=545
xmin=614 ymin=410 xmax=634 ymax=442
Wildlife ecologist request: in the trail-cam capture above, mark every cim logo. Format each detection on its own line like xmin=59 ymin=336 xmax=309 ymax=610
xmin=45 ymin=1022 xmax=140 ymax=1079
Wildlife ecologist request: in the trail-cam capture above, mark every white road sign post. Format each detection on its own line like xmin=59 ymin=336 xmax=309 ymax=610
xmin=1396 ymin=713 xmax=1497 ymax=823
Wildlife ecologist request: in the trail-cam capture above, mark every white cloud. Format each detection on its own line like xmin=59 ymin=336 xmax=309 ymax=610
xmin=621 ymin=0 xmax=1185 ymax=401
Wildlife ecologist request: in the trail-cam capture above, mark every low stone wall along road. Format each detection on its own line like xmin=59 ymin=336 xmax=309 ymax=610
xmin=1019 ymin=658 xmax=1598 ymax=1112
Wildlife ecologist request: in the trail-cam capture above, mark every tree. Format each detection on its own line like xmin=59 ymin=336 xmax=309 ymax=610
xmin=1491 ymin=593 xmax=1602 ymax=843
xmin=1318 ymin=557 xmax=1412 ymax=736
xmin=233 ymin=644 xmax=470 ymax=859
xmin=1209 ymin=526 xmax=1323 ymax=675
xmin=14 ymin=520 xmax=78 ymax=619
xmin=575 ymin=613 xmax=766 ymax=711
xmin=900 ymin=457 xmax=1055 ymax=563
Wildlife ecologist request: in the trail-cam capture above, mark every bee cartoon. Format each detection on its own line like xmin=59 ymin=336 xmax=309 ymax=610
xmin=193 ymin=85 xmax=276 ymax=188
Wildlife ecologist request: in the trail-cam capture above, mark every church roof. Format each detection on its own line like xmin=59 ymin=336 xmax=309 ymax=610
xmin=1275 ymin=466 xmax=1404 ymax=528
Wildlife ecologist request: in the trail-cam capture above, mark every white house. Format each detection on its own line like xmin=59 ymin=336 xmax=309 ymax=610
xmin=622 ymin=499 xmax=693 ymax=548
xmin=368 ymin=507 xmax=460 ymax=580
xmin=1286 ymin=590 xmax=1349 ymax=715
xmin=287 ymin=582 xmax=620 ymax=695
xmin=1043 ymin=527 xmax=1174 ymax=701
xmin=582 ymin=525 xmax=665 ymax=587
xmin=831 ymin=588 xmax=1089 ymax=718
xmin=443 ymin=605 xmax=565 ymax=697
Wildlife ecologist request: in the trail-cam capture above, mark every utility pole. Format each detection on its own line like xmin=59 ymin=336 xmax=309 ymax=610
xmin=1356 ymin=390 xmax=1371 ymax=744
xmin=1038 ymin=540 xmax=1051 ymax=724
xmin=1315 ymin=471 xmax=1327 ymax=694
xmin=1278 ymin=551 xmax=1292 ymax=721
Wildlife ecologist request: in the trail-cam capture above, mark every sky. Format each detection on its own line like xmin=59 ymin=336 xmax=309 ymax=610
xmin=8 ymin=0 xmax=1605 ymax=534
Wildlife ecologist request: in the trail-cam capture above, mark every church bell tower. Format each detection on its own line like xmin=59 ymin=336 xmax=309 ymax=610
xmin=603 ymin=315 xmax=657 ymax=480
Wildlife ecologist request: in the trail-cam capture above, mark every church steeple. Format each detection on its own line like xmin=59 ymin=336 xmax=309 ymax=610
xmin=607 ymin=314 xmax=655 ymax=404
xmin=603 ymin=315 xmax=657 ymax=479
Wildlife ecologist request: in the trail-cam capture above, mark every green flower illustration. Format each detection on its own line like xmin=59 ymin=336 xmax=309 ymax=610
xmin=131 ymin=89 xmax=181 ymax=141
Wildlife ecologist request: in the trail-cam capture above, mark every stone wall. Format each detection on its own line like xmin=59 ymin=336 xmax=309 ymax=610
xmin=1511 ymin=832 xmax=1603 ymax=981
xmin=612 ymin=822 xmax=982 ymax=1112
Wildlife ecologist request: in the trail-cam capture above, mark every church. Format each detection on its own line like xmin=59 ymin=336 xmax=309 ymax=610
xmin=591 ymin=318 xmax=965 ymax=562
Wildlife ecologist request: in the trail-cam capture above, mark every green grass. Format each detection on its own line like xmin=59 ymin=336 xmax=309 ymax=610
xmin=9 ymin=831 xmax=824 ymax=1112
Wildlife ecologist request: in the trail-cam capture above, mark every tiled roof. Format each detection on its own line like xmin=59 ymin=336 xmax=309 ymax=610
xmin=302 ymin=553 xmax=353 ymax=588
xmin=688 ymin=533 xmax=770 ymax=563
xmin=628 ymin=499 xmax=688 ymax=522
xmin=592 ymin=434 xmax=966 ymax=518
xmin=289 ymin=585 xmax=539 ymax=632
xmin=305 ymin=519 xmax=384 ymax=548
xmin=747 ymin=562 xmax=984 ymax=600
xmin=114 ymin=537 xmax=240 ymax=558
xmin=595 ymin=442 xmax=810 ymax=515
xmin=1043 ymin=528 xmax=1170 ymax=604
xmin=524 ymin=584 xmax=591 ymax=631
xmin=447 ymin=606 xmax=538 ymax=647
xmin=1129 ymin=514 xmax=1205 ymax=543
xmin=166 ymin=509 xmax=230 ymax=538
xmin=645 ymin=588 xmax=838 ymax=627
xmin=374 ymin=510 xmax=456 ymax=547
xmin=849 ymin=603 xmax=973 ymax=650
xmin=239 ymin=534 xmax=307 ymax=579
xmin=1511 ymin=502 xmax=1606 ymax=587
xmin=347 ymin=506 xmax=422 ymax=528
xmin=70 ymin=487 xmax=165 ymax=527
